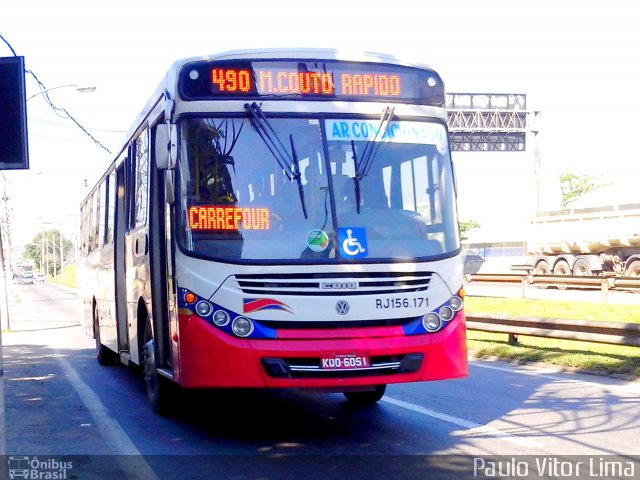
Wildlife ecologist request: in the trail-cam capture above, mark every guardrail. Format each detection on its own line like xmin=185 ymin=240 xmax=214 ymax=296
xmin=466 ymin=273 xmax=640 ymax=302
xmin=466 ymin=313 xmax=640 ymax=347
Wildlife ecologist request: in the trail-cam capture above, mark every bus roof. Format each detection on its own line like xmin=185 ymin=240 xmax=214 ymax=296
xmin=169 ymin=48 xmax=433 ymax=71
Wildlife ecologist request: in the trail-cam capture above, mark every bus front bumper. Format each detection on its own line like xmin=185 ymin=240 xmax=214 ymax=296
xmin=174 ymin=312 xmax=468 ymax=389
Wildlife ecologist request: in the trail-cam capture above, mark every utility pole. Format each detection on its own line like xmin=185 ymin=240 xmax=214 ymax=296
xmin=0 ymin=175 xmax=10 ymax=375
xmin=0 ymin=224 xmax=8 ymax=374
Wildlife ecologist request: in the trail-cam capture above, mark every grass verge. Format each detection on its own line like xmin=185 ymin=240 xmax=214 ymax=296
xmin=49 ymin=264 xmax=77 ymax=289
xmin=465 ymin=296 xmax=640 ymax=378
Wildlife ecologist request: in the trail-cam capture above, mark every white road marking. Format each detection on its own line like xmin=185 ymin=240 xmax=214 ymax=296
xmin=381 ymin=396 xmax=544 ymax=448
xmin=0 ymin=377 xmax=5 ymax=455
xmin=470 ymin=360 xmax=640 ymax=394
xmin=57 ymin=356 xmax=159 ymax=479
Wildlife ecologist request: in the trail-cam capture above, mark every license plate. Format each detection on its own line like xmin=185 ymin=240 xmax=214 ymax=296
xmin=320 ymin=353 xmax=370 ymax=370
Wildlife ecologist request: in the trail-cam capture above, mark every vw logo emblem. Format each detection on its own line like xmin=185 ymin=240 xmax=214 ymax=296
xmin=335 ymin=300 xmax=350 ymax=315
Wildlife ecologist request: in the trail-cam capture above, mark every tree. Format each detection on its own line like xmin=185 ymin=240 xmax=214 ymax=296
xmin=559 ymin=171 xmax=609 ymax=208
xmin=23 ymin=228 xmax=73 ymax=275
xmin=459 ymin=220 xmax=480 ymax=241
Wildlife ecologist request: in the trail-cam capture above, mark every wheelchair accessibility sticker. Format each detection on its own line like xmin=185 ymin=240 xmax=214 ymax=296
xmin=338 ymin=228 xmax=368 ymax=258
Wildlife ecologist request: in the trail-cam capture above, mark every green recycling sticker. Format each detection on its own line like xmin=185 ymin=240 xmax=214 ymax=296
xmin=306 ymin=229 xmax=329 ymax=252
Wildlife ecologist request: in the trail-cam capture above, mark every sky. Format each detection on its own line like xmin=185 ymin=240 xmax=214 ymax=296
xmin=2 ymin=0 xmax=640 ymax=249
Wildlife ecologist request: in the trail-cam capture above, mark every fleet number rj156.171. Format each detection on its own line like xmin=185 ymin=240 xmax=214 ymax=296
xmin=375 ymin=297 xmax=429 ymax=309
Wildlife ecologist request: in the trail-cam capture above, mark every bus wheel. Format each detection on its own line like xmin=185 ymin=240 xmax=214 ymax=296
xmin=343 ymin=385 xmax=386 ymax=405
xmin=142 ymin=326 xmax=175 ymax=415
xmin=94 ymin=312 xmax=117 ymax=366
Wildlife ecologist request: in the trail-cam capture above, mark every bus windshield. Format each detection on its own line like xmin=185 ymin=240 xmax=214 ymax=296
xmin=177 ymin=114 xmax=460 ymax=262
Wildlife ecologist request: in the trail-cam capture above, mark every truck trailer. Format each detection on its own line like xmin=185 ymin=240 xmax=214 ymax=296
xmin=527 ymin=203 xmax=640 ymax=278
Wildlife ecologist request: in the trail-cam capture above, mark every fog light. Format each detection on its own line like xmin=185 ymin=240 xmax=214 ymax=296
xmin=213 ymin=310 xmax=230 ymax=327
xmin=422 ymin=312 xmax=442 ymax=332
xmin=195 ymin=300 xmax=213 ymax=317
xmin=232 ymin=316 xmax=254 ymax=337
xmin=439 ymin=306 xmax=454 ymax=321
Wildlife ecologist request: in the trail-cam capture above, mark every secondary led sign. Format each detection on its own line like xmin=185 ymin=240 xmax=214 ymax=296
xmin=188 ymin=206 xmax=270 ymax=231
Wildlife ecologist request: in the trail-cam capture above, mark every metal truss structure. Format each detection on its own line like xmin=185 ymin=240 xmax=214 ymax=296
xmin=446 ymin=95 xmax=540 ymax=152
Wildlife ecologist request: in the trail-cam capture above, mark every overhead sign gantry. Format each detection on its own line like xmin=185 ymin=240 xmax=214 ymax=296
xmin=446 ymin=93 xmax=539 ymax=152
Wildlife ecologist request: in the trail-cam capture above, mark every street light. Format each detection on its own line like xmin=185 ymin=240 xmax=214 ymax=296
xmin=27 ymin=83 xmax=97 ymax=102
xmin=39 ymin=221 xmax=65 ymax=282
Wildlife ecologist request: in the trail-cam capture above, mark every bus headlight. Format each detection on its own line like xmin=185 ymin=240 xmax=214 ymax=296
xmin=422 ymin=312 xmax=442 ymax=332
xmin=213 ymin=310 xmax=230 ymax=327
xmin=449 ymin=295 xmax=463 ymax=311
xmin=195 ymin=300 xmax=213 ymax=317
xmin=439 ymin=305 xmax=454 ymax=321
xmin=232 ymin=316 xmax=254 ymax=337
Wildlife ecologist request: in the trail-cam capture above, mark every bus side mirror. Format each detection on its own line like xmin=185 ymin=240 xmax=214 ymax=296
xmin=155 ymin=123 xmax=177 ymax=169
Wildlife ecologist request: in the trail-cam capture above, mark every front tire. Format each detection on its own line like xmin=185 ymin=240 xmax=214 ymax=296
xmin=142 ymin=325 xmax=175 ymax=415
xmin=343 ymin=385 xmax=386 ymax=405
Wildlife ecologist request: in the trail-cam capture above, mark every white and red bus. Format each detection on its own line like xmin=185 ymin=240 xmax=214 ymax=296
xmin=79 ymin=49 xmax=467 ymax=413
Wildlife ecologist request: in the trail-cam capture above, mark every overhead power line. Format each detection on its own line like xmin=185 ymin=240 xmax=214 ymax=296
xmin=30 ymin=117 xmax=125 ymax=134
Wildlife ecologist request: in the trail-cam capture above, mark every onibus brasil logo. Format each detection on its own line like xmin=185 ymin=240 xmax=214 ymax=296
xmin=7 ymin=456 xmax=73 ymax=479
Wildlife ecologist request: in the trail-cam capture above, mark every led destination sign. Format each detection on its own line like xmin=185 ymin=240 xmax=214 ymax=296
xmin=188 ymin=206 xmax=271 ymax=231
xmin=210 ymin=68 xmax=401 ymax=97
xmin=180 ymin=59 xmax=444 ymax=105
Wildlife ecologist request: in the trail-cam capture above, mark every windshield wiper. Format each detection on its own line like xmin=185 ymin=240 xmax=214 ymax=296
xmin=288 ymin=133 xmax=308 ymax=219
xmin=350 ymin=106 xmax=395 ymax=213
xmin=245 ymin=102 xmax=308 ymax=219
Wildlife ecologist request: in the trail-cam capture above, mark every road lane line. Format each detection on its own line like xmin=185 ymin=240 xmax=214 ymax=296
xmin=470 ymin=361 xmax=640 ymax=394
xmin=0 ymin=377 xmax=5 ymax=455
xmin=57 ymin=356 xmax=159 ymax=479
xmin=57 ymin=356 xmax=140 ymax=455
xmin=381 ymin=396 xmax=544 ymax=448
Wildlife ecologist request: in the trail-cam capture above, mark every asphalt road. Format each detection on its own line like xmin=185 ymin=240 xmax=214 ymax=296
xmin=1 ymin=282 xmax=639 ymax=479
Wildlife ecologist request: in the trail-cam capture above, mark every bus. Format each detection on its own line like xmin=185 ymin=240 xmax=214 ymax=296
xmin=78 ymin=49 xmax=467 ymax=414
xmin=14 ymin=260 xmax=34 ymax=284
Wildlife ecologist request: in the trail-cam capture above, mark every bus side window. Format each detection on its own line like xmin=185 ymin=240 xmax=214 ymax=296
xmin=105 ymin=170 xmax=116 ymax=244
xmin=91 ymin=188 xmax=100 ymax=251
xmin=98 ymin=179 xmax=107 ymax=247
xmin=133 ymin=129 xmax=150 ymax=228
xmin=80 ymin=199 xmax=91 ymax=254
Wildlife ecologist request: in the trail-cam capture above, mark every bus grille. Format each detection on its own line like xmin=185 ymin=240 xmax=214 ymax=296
xmin=234 ymin=271 xmax=434 ymax=296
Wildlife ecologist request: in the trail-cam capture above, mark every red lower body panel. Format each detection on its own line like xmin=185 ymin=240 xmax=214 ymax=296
xmin=176 ymin=312 xmax=468 ymax=389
